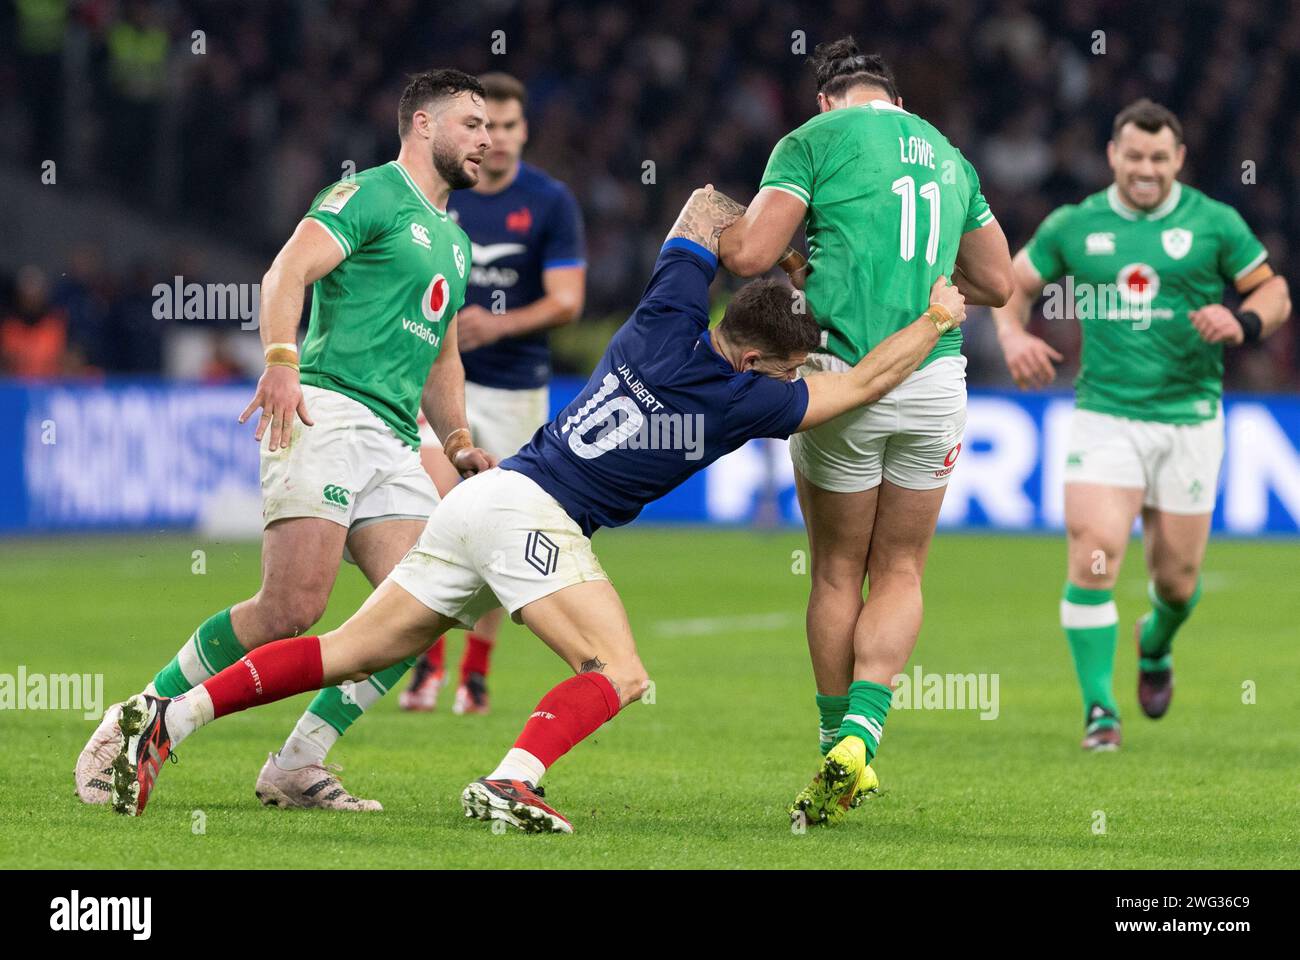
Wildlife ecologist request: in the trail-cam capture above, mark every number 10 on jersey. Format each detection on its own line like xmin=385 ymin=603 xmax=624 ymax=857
xmin=892 ymin=176 xmax=941 ymax=265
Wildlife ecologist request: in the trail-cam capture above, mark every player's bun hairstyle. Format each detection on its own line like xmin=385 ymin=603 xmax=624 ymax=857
xmin=1112 ymin=98 xmax=1183 ymax=145
xmin=718 ymin=279 xmax=821 ymax=358
xmin=809 ymin=36 xmax=899 ymax=101
xmin=479 ymin=71 xmax=528 ymax=109
xmin=398 ymin=69 xmax=486 ymax=137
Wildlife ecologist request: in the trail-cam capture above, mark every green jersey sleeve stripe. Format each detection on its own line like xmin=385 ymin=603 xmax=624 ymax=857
xmin=761 ymin=182 xmax=810 ymax=204
xmin=1022 ymin=248 xmax=1048 ymax=282
xmin=306 ymin=214 xmax=352 ymax=257
xmin=1232 ymin=248 xmax=1267 ymax=281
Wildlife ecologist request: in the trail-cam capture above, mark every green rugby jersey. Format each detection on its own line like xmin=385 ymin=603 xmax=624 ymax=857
xmin=1026 ymin=182 xmax=1267 ymax=424
xmin=760 ymin=100 xmax=993 ymax=367
xmin=300 ymin=160 xmax=471 ymax=448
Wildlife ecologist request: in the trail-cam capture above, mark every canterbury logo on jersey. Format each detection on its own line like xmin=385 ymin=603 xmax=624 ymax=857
xmin=410 ymin=223 xmax=431 ymax=248
xmin=322 ymin=484 xmax=350 ymax=507
xmin=1085 ymin=232 xmax=1115 ymax=255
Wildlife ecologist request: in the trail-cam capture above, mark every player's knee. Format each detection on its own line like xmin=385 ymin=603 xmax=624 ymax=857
xmin=810 ymin=550 xmax=868 ymax=594
xmin=866 ymin=552 xmax=925 ymax=591
xmin=1153 ymin=566 xmax=1199 ymax=605
xmin=1066 ymin=531 xmax=1123 ymax=587
xmin=256 ymin=590 xmax=329 ymax=640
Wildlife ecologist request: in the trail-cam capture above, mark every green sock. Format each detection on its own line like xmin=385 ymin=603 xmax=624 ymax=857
xmin=152 ymin=607 xmax=243 ymax=697
xmin=836 ymin=680 xmax=892 ymax=763
xmin=1139 ymin=579 xmax=1201 ymax=669
xmin=305 ymin=657 xmax=417 ymax=735
xmin=816 ymin=693 xmax=849 ymax=756
xmin=1061 ymin=582 xmax=1119 ymax=725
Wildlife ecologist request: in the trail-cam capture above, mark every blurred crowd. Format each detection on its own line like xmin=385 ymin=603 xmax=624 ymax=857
xmin=2 ymin=0 xmax=1297 ymax=389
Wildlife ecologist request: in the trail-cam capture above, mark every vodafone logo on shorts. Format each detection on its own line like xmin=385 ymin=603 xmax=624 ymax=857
xmin=933 ymin=442 xmax=962 ymax=479
xmin=422 ymin=274 xmax=451 ymax=324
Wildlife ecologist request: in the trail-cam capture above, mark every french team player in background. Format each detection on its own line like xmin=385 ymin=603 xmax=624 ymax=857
xmin=404 ymin=71 xmax=587 ymax=718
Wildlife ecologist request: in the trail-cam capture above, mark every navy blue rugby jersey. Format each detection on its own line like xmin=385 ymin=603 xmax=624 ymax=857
xmin=503 ymin=238 xmax=809 ymax=535
xmin=448 ymin=162 xmax=585 ymax=389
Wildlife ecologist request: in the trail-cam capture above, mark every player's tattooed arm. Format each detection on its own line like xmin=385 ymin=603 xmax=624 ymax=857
xmin=718 ymin=186 xmax=807 ymax=277
xmin=666 ymin=185 xmax=748 ymax=256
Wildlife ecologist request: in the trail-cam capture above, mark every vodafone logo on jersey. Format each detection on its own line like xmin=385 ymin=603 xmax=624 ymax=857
xmin=1116 ymin=263 xmax=1159 ymax=307
xmin=422 ymin=274 xmax=451 ymax=324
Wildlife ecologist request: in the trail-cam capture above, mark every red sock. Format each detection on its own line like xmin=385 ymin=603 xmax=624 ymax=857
xmin=204 ymin=635 xmax=324 ymax=719
xmin=460 ymin=632 xmax=493 ymax=681
xmin=426 ymin=635 xmax=446 ymax=674
xmin=513 ymin=673 xmax=621 ymax=768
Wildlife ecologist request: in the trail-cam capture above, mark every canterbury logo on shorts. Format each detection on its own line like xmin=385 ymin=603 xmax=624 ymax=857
xmin=322 ymin=484 xmax=350 ymax=508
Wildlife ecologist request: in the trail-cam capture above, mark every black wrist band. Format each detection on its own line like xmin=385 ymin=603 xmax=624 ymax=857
xmin=1234 ymin=309 xmax=1263 ymax=344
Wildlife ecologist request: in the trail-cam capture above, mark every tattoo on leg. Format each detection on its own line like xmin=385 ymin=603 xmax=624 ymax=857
xmin=579 ymin=656 xmax=606 ymax=674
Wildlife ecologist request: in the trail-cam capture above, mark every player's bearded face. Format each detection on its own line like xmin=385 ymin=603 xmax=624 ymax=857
xmin=433 ymin=133 xmax=479 ymax=190
xmin=1109 ymin=124 xmax=1185 ymax=210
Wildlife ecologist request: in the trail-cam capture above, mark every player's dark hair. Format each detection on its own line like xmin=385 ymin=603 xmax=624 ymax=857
xmin=1112 ymin=98 xmax=1183 ymax=145
xmin=808 ymin=35 xmax=899 ymax=101
xmin=398 ymin=69 xmax=485 ymax=137
xmin=479 ymin=71 xmax=528 ymax=109
xmin=718 ymin=279 xmax=821 ymax=358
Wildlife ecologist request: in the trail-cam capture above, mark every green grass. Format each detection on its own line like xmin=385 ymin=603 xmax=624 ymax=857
xmin=1 ymin=529 xmax=1297 ymax=868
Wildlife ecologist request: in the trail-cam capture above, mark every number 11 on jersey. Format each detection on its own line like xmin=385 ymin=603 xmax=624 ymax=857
xmin=892 ymin=176 xmax=941 ymax=265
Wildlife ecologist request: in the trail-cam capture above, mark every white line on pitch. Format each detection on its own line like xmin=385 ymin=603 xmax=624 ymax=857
xmin=650 ymin=611 xmax=801 ymax=637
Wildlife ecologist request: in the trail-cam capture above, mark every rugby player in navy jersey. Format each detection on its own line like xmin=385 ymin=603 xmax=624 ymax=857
xmin=407 ymin=72 xmax=587 ymax=715
xmin=110 ymin=186 xmax=966 ymax=832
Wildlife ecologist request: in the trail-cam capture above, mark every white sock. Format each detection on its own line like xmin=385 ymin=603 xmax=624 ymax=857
xmin=276 ymin=712 xmax=340 ymax=770
xmin=487 ymin=747 xmax=546 ymax=786
xmin=166 ymin=687 xmax=214 ymax=746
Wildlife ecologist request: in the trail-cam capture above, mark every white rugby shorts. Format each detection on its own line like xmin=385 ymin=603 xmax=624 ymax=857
xmin=1064 ymin=407 xmax=1223 ymax=515
xmin=387 ymin=468 xmax=608 ymax=628
xmin=790 ymin=355 xmax=968 ymax=492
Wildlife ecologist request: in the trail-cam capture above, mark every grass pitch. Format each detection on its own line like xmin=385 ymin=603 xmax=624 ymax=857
xmin=1 ymin=529 xmax=1296 ymax=869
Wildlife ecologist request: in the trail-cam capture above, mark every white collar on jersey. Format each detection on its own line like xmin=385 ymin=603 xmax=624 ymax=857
xmin=859 ymin=99 xmax=909 ymax=115
xmin=1107 ymin=181 xmax=1182 ymax=221
xmin=388 ymin=160 xmax=449 ymax=220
